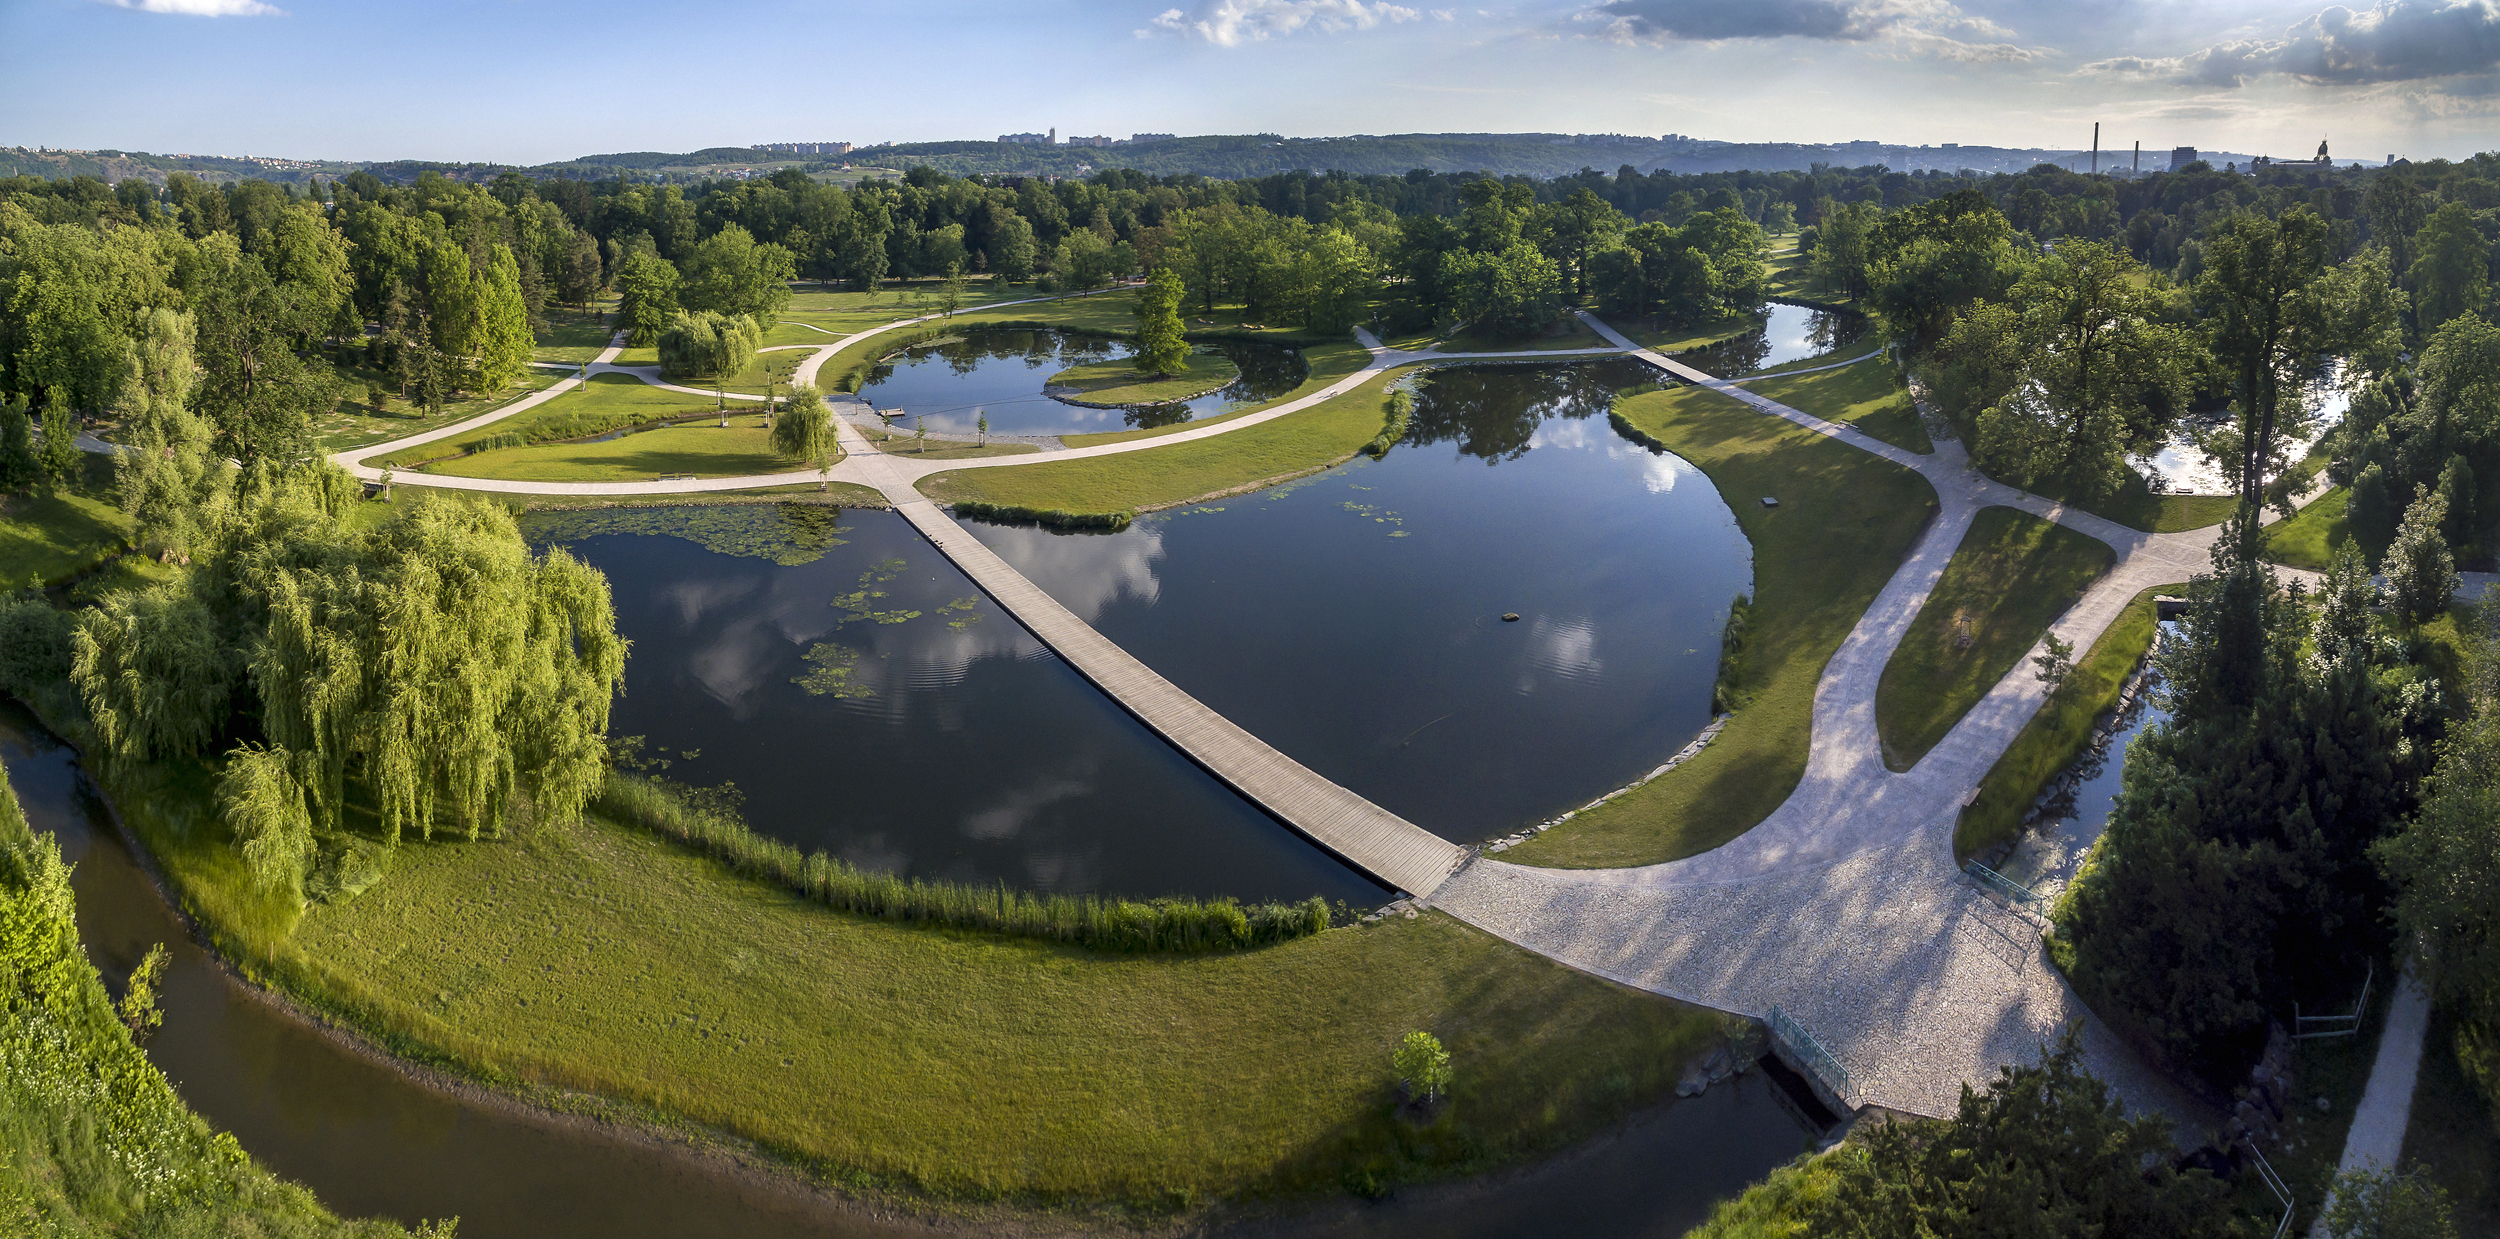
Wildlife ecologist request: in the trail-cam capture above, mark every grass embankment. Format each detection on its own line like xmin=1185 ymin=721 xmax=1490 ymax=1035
xmin=383 ymin=373 xmax=758 ymax=469
xmin=1620 ymin=312 xmax=1762 ymax=355
xmin=1874 ymin=507 xmax=2114 ymax=772
xmin=430 ymin=410 xmax=814 ymax=483
xmin=1739 ymin=354 xmax=1930 ymax=453
xmin=1502 ymin=381 xmax=1938 ymax=868
xmin=504 ymin=484 xmax=891 ymax=513
xmin=1954 ymin=585 xmax=2176 ymax=860
xmin=0 ymin=455 xmax=133 ymax=586
xmin=1047 ymin=356 xmax=1239 ymax=405
xmin=1439 ymin=319 xmax=1613 ymax=353
xmin=2266 ymin=486 xmax=2351 ymax=570
xmin=0 ymin=757 xmax=433 ymax=1236
xmin=312 ymin=366 xmax=560 ymax=452
xmin=65 ymin=733 xmax=1730 ymax=1211
xmin=856 ymin=422 xmax=1039 ymax=461
xmin=919 ymin=364 xmax=1416 ymax=515
xmin=1060 ymin=339 xmax=1370 ymax=449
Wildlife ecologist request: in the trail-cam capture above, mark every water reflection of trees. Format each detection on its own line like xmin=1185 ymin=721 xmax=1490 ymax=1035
xmin=870 ymin=328 xmax=1308 ymax=428
xmin=1673 ymin=307 xmax=1868 ymax=379
xmin=1405 ymin=360 xmax=1657 ymax=463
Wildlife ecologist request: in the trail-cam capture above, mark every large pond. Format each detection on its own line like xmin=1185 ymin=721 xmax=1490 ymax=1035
xmin=525 ymin=506 xmax=1381 ymax=905
xmin=856 ymin=326 xmax=1307 ymax=437
xmin=7 ymin=698 xmax=1819 ymax=1239
xmin=1672 ymin=302 xmax=1868 ymax=378
xmin=969 ymin=359 xmax=1755 ymax=841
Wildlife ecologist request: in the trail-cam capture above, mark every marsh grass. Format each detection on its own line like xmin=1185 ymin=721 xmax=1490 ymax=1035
xmin=596 ymin=775 xmax=1323 ymax=952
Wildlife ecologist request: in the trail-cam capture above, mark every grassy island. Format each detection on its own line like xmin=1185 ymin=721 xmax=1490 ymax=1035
xmin=1046 ymin=354 xmax=1239 ymax=406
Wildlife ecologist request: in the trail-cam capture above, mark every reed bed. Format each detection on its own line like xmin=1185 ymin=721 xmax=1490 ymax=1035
xmin=595 ymin=774 xmax=1328 ymax=953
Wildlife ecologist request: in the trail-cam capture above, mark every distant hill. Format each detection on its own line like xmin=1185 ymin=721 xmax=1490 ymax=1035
xmin=4 ymin=133 xmax=2274 ymax=188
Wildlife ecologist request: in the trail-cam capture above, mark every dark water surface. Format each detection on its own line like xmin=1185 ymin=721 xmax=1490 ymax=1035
xmin=0 ymin=699 xmax=928 ymax=1239
xmin=1673 ymin=302 xmax=1867 ymax=378
xmin=971 ymin=359 xmax=1755 ymax=840
xmin=857 ymin=326 xmax=1306 ymax=437
xmin=528 ymin=505 xmax=1383 ymax=904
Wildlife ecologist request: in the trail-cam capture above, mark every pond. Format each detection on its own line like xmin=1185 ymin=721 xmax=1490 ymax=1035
xmin=7 ymin=698 xmax=1819 ymax=1239
xmin=2136 ymin=365 xmax=2351 ymax=496
xmin=856 ymin=326 xmax=1307 ymax=437
xmin=1672 ymin=302 xmax=1868 ymax=378
xmin=967 ymin=358 xmax=1756 ymax=841
xmin=524 ymin=505 xmax=1382 ymax=905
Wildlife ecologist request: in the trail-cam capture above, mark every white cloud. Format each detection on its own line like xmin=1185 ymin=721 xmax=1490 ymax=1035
xmin=1141 ymin=0 xmax=1424 ymax=45
xmin=100 ymin=0 xmax=285 ymax=14
xmin=2082 ymin=0 xmax=2500 ymax=88
xmin=1574 ymin=0 xmax=2043 ymax=62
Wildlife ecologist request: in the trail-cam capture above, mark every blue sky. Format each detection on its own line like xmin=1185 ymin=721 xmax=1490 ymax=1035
xmin=4 ymin=0 xmax=2496 ymax=164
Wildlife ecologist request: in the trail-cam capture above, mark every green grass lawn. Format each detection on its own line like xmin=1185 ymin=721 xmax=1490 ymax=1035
xmin=1875 ymin=507 xmax=2114 ymax=772
xmin=2266 ymin=485 xmax=2351 ymax=570
xmin=1439 ymin=319 xmax=1613 ymax=353
xmin=1059 ymin=341 xmax=1373 ymax=450
xmin=1739 ymin=354 xmax=1930 ymax=453
xmin=429 ymin=411 xmax=820 ymax=482
xmin=855 ymin=422 xmax=1041 ymax=461
xmin=1501 ymin=382 xmax=1938 ymax=868
xmin=0 ymin=456 xmax=135 ymax=586
xmin=920 ymin=364 xmax=1416 ymax=514
xmin=1955 ymin=585 xmax=2176 ymax=859
xmin=66 ymin=733 xmax=1730 ymax=1212
xmin=380 ymin=374 xmax=756 ymax=468
xmin=532 ymin=300 xmax=618 ymax=364
xmin=504 ymin=484 xmax=890 ymax=513
xmin=1048 ymin=355 xmax=1240 ymax=404
xmin=2006 ymin=468 xmax=2240 ymax=534
xmin=312 ymin=364 xmax=560 ymax=452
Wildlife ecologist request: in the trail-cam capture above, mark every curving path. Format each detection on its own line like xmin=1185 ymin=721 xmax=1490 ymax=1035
xmin=332 ymin=298 xmax=2382 ymax=1126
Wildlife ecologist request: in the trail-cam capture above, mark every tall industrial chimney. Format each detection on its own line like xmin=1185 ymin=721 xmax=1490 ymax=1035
xmin=2090 ymin=123 xmax=2100 ymax=174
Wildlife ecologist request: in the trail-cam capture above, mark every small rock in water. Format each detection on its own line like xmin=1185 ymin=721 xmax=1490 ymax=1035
xmin=1501 ymin=612 xmax=1521 ymax=622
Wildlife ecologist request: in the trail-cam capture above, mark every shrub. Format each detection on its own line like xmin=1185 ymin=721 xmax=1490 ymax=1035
xmin=1364 ymin=390 xmax=1412 ymax=459
xmin=0 ymin=593 xmax=73 ymax=699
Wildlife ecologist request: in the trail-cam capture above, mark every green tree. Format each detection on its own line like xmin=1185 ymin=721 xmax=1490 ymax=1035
xmin=112 ymin=307 xmax=227 ymax=561
xmin=1864 ymin=191 xmax=2024 ymax=346
xmin=2412 ymin=202 xmax=2491 ymax=334
xmin=115 ymin=942 xmax=169 ymax=1034
xmin=680 ymin=224 xmax=796 ymax=325
xmin=38 ymin=398 xmax=77 ymax=483
xmin=470 ymin=243 xmax=534 ymax=393
xmin=1441 ymin=243 xmax=1567 ymax=339
xmin=1970 ymin=240 xmax=2193 ymax=499
xmin=2323 ymin=1165 xmax=2462 ymax=1239
xmin=2350 ymin=461 xmax=2400 ymax=559
xmin=218 ymin=743 xmax=315 ymax=902
xmin=656 ymin=310 xmax=759 ymax=382
xmin=769 ymin=383 xmax=837 ymax=485
xmin=1131 ymin=268 xmax=1189 ymax=376
xmin=185 ymin=234 xmax=339 ymax=468
xmin=0 ymin=398 xmax=35 ymax=493
xmin=1291 ymin=227 xmax=1376 ymax=334
xmin=2385 ymin=484 xmax=2459 ymax=627
xmin=2196 ymin=210 xmax=2399 ymax=505
xmin=1814 ymin=1027 xmax=2235 ymax=1237
xmin=69 ymin=580 xmax=239 ymax=762
xmin=1393 ymin=1030 xmax=1451 ymax=1102
xmin=613 ymin=250 xmax=681 ymax=348
xmin=2377 ymin=594 xmax=2500 ymax=1122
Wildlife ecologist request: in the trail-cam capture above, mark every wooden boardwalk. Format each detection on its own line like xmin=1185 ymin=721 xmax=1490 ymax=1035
xmin=893 ymin=498 xmax=1472 ymax=898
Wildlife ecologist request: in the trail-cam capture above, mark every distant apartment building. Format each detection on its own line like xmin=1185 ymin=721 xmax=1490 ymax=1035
xmin=999 ymin=128 xmax=1058 ymax=144
xmin=2168 ymin=146 xmax=2198 ymax=172
xmin=752 ymin=141 xmax=852 ymax=155
xmin=1066 ymin=135 xmax=1118 ymax=148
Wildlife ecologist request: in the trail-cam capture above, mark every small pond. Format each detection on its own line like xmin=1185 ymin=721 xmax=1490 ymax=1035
xmin=2136 ymin=364 xmax=2351 ymax=496
xmin=525 ymin=505 xmax=1383 ymax=905
xmin=856 ymin=326 xmax=1307 ymax=437
xmin=968 ymin=359 xmax=1756 ymax=841
xmin=7 ymin=698 xmax=1818 ymax=1239
xmin=1672 ymin=302 xmax=1868 ymax=378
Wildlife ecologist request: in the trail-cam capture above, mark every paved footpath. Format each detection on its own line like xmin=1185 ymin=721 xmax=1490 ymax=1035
xmin=334 ymin=301 xmax=2446 ymax=1128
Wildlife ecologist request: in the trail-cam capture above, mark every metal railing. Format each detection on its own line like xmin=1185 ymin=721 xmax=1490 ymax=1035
xmin=1966 ymin=860 xmax=2047 ymax=909
xmin=1769 ymin=1005 xmax=1852 ymax=1107
xmin=2294 ymin=959 xmax=2374 ymax=1040
xmin=2244 ymin=1142 xmax=2295 ymax=1239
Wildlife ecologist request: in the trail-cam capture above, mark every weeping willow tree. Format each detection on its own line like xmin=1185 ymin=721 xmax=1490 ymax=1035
xmin=68 ymin=582 xmax=240 ymax=763
xmin=768 ymin=383 xmax=838 ymax=485
xmin=111 ymin=307 xmax=231 ymax=562
xmin=232 ymin=496 xmax=628 ymax=847
xmin=655 ymin=310 xmax=760 ymax=381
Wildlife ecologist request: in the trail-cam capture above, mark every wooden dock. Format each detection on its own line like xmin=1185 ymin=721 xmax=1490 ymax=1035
xmin=893 ymin=499 xmax=1472 ymax=898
